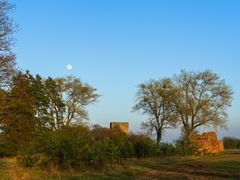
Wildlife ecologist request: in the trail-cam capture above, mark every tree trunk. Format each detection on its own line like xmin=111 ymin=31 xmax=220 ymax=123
xmin=184 ymin=128 xmax=193 ymax=142
xmin=156 ymin=128 xmax=162 ymax=144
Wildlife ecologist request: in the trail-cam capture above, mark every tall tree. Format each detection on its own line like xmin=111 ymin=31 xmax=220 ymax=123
xmin=45 ymin=77 xmax=65 ymax=130
xmin=173 ymin=70 xmax=233 ymax=140
xmin=27 ymin=72 xmax=51 ymax=131
xmin=0 ymin=72 xmax=36 ymax=150
xmin=45 ymin=76 xmax=99 ymax=129
xmin=0 ymin=0 xmax=16 ymax=88
xmin=133 ymin=78 xmax=178 ymax=144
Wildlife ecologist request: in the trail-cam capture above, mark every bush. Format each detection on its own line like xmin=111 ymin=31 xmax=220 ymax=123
xmin=175 ymin=140 xmax=197 ymax=156
xmin=14 ymin=125 xmax=201 ymax=170
xmin=42 ymin=126 xmax=90 ymax=169
xmin=159 ymin=143 xmax=176 ymax=156
xmin=129 ymin=134 xmax=160 ymax=157
xmin=41 ymin=126 xmax=135 ymax=170
xmin=223 ymin=137 xmax=240 ymax=149
xmin=84 ymin=128 xmax=135 ymax=168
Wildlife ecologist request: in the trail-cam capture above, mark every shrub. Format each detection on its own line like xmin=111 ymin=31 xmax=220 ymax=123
xmin=41 ymin=126 xmax=135 ymax=170
xmin=42 ymin=126 xmax=90 ymax=169
xmin=159 ymin=143 xmax=176 ymax=156
xmin=223 ymin=137 xmax=240 ymax=149
xmin=14 ymin=124 xmax=201 ymax=170
xmin=175 ymin=140 xmax=197 ymax=156
xmin=91 ymin=127 xmax=135 ymax=159
xmin=129 ymin=134 xmax=159 ymax=157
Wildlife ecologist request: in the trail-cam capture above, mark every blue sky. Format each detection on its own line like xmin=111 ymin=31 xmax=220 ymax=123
xmin=12 ymin=0 xmax=240 ymax=141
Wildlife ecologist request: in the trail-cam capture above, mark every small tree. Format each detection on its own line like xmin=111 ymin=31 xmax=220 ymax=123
xmin=173 ymin=70 xmax=233 ymax=140
xmin=133 ymin=78 xmax=178 ymax=144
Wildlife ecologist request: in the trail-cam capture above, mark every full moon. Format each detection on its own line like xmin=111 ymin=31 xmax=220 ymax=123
xmin=66 ymin=64 xmax=72 ymax=70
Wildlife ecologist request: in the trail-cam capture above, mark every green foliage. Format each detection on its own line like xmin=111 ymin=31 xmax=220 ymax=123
xmin=223 ymin=137 xmax=240 ymax=149
xmin=174 ymin=140 xmax=197 ymax=156
xmin=0 ymin=137 xmax=16 ymax=157
xmin=159 ymin=143 xmax=176 ymax=156
xmin=159 ymin=140 xmax=197 ymax=156
xmin=0 ymin=72 xmax=37 ymax=153
xmin=42 ymin=126 xmax=90 ymax=169
xmin=13 ymin=124 xmax=198 ymax=171
xmin=91 ymin=127 xmax=135 ymax=159
xmin=129 ymin=134 xmax=160 ymax=157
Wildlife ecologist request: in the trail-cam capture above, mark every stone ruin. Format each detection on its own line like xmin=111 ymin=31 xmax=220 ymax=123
xmin=110 ymin=122 xmax=129 ymax=134
xmin=191 ymin=131 xmax=224 ymax=155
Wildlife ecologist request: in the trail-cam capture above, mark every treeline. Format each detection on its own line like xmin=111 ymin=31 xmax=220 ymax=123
xmin=223 ymin=137 xmax=240 ymax=149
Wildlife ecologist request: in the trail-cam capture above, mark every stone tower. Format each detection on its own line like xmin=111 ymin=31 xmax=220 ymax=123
xmin=110 ymin=122 xmax=129 ymax=134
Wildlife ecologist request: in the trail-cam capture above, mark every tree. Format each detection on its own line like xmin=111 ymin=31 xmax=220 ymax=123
xmin=133 ymin=78 xmax=178 ymax=144
xmin=45 ymin=77 xmax=65 ymax=130
xmin=173 ymin=70 xmax=233 ymax=140
xmin=0 ymin=72 xmax=36 ymax=151
xmin=0 ymin=0 xmax=16 ymax=88
xmin=45 ymin=76 xmax=99 ymax=130
xmin=27 ymin=72 xmax=51 ymax=132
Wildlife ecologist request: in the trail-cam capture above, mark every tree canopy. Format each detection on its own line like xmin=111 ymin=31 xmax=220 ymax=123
xmin=133 ymin=78 xmax=178 ymax=143
xmin=173 ymin=70 xmax=233 ymax=140
xmin=133 ymin=70 xmax=233 ymax=142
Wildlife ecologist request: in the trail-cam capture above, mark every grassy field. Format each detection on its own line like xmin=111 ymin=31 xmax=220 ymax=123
xmin=0 ymin=149 xmax=239 ymax=180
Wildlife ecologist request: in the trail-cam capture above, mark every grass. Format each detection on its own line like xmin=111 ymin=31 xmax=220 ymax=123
xmin=0 ymin=149 xmax=240 ymax=179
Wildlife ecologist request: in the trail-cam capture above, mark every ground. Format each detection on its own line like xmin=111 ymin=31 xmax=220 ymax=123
xmin=0 ymin=150 xmax=239 ymax=180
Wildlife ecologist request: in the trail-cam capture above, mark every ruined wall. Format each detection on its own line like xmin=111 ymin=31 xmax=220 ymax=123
xmin=191 ymin=131 xmax=224 ymax=154
xmin=110 ymin=122 xmax=129 ymax=134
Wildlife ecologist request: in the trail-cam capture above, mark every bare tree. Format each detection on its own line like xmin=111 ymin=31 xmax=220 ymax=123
xmin=0 ymin=0 xmax=16 ymax=88
xmin=133 ymin=78 xmax=178 ymax=144
xmin=173 ymin=70 xmax=233 ymax=140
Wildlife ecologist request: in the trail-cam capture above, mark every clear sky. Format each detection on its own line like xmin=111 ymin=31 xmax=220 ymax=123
xmin=12 ymin=0 xmax=240 ymax=141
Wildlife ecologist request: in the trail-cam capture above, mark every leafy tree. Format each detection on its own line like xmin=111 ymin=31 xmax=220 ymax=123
xmin=0 ymin=72 xmax=36 ymax=151
xmin=173 ymin=70 xmax=233 ymax=140
xmin=133 ymin=78 xmax=178 ymax=144
xmin=0 ymin=0 xmax=17 ymax=88
xmin=45 ymin=76 xmax=99 ymax=129
xmin=45 ymin=77 xmax=65 ymax=130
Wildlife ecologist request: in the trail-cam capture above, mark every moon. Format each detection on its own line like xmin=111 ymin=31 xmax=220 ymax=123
xmin=66 ymin=64 xmax=72 ymax=71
